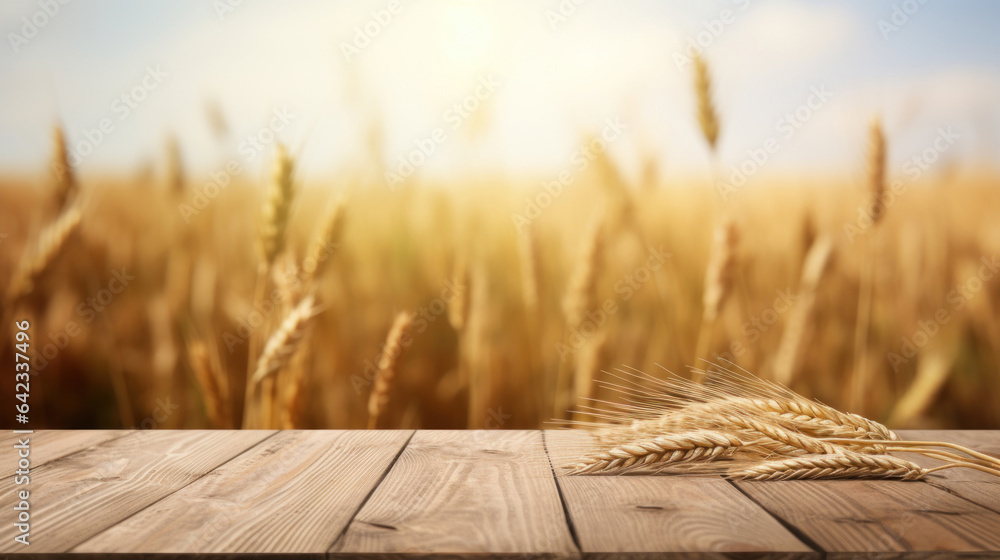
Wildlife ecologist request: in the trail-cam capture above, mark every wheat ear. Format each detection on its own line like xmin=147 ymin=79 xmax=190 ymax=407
xmin=6 ymin=205 xmax=82 ymax=303
xmin=165 ymin=134 xmax=185 ymax=195
xmin=249 ymin=295 xmax=316 ymax=387
xmin=367 ymin=311 xmax=415 ymax=429
xmin=302 ymin=192 xmax=348 ymax=286
xmin=867 ymin=117 xmax=887 ymax=225
xmin=50 ymin=125 xmax=77 ymax=211
xmin=692 ymin=54 xmax=720 ymax=152
xmin=730 ymin=453 xmax=927 ymax=481
xmin=567 ymin=430 xmax=744 ymax=475
xmin=258 ymin=143 xmax=296 ymax=267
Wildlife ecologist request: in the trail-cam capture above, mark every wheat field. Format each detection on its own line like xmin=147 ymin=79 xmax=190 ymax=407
xmin=1 ymin=125 xmax=998 ymax=430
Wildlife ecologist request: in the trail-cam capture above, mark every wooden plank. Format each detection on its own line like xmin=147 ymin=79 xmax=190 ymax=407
xmin=0 ymin=429 xmax=272 ymax=553
xmin=545 ymin=430 xmax=815 ymax=557
xmin=898 ymin=430 xmax=1000 ymax=515
xmin=73 ymin=430 xmax=412 ymax=555
xmin=737 ymin=477 xmax=1000 ymax=554
xmin=330 ymin=430 xmax=577 ymax=557
xmin=0 ymin=430 xmax=127 ymax=478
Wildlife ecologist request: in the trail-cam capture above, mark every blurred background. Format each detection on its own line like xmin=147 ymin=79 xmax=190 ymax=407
xmin=1 ymin=0 xmax=998 ymax=429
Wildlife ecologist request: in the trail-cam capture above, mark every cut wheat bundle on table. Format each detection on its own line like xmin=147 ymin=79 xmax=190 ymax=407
xmin=561 ymin=361 xmax=1000 ymax=481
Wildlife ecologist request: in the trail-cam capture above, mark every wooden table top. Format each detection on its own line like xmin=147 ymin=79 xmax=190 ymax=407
xmin=1 ymin=429 xmax=998 ymax=558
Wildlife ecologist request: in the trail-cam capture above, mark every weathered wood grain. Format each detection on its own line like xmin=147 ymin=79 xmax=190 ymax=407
xmin=545 ymin=430 xmax=815 ymax=557
xmin=0 ymin=430 xmax=126 ymax=478
xmin=737 ymin=477 xmax=1000 ymax=554
xmin=898 ymin=430 xmax=1000 ymax=515
xmin=330 ymin=430 xmax=577 ymax=557
xmin=0 ymin=430 xmax=272 ymax=553
xmin=73 ymin=430 xmax=412 ymax=555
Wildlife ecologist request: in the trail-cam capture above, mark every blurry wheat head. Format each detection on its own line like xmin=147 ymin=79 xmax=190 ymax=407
xmin=50 ymin=125 xmax=78 ymax=212
xmin=368 ymin=311 xmax=415 ymax=429
xmin=692 ymin=53 xmax=720 ymax=152
xmin=5 ymin=205 xmax=82 ymax=304
xmin=165 ymin=134 xmax=185 ymax=196
xmin=258 ymin=143 xmax=296 ymax=267
xmin=867 ymin=117 xmax=887 ymax=226
xmin=302 ymin=192 xmax=348 ymax=286
xmin=247 ymin=294 xmax=317 ymax=427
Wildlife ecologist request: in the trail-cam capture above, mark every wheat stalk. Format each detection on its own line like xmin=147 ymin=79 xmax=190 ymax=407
xmin=692 ymin=54 xmax=720 ymax=152
xmin=259 ymin=143 xmax=296 ymax=267
xmin=607 ymin=396 xmax=894 ymax=447
xmin=772 ymin=234 xmax=834 ymax=386
xmin=851 ymin=117 xmax=888 ymax=414
xmin=571 ymin=330 xmax=609 ymax=424
xmin=165 ymin=134 xmax=185 ymax=196
xmin=50 ymin=125 xmax=77 ymax=212
xmin=6 ymin=205 xmax=82 ymax=303
xmin=694 ymin=217 xmax=738 ymax=364
xmin=562 ymin=212 xmax=605 ymax=329
xmin=867 ymin=117 xmax=887 ymax=226
xmin=730 ymin=453 xmax=926 ymax=481
xmin=249 ymin=295 xmax=316 ymax=387
xmin=518 ymin=223 xmax=541 ymax=316
xmin=448 ymin=256 xmax=470 ymax=333
xmin=302 ymin=192 xmax=348 ymax=287
xmin=367 ymin=311 xmax=415 ymax=429
xmin=566 ymin=430 xmax=743 ymax=474
xmin=187 ymin=339 xmax=230 ymax=428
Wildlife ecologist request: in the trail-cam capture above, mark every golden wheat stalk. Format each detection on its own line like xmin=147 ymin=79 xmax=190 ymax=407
xmin=518 ymin=223 xmax=541 ymax=316
xmin=566 ymin=430 xmax=743 ymax=474
xmin=6 ymin=205 xmax=82 ymax=303
xmin=50 ymin=125 xmax=77 ymax=211
xmin=772 ymin=234 xmax=834 ymax=385
xmin=571 ymin=330 xmax=609 ymax=424
xmin=730 ymin=453 xmax=927 ymax=481
xmin=367 ymin=311 xmax=415 ymax=429
xmin=281 ymin=344 xmax=313 ymax=429
xmin=851 ymin=117 xmax=888 ymax=413
xmin=258 ymin=143 xmax=296 ymax=267
xmin=448 ymin=255 xmax=471 ymax=333
xmin=302 ymin=192 xmax=348 ymax=287
xmin=607 ymin=396 xmax=894 ymax=446
xmin=250 ymin=295 xmax=316 ymax=386
xmin=562 ymin=212 xmax=605 ymax=329
xmin=867 ymin=117 xmax=887 ymax=225
xmin=187 ymin=339 xmax=230 ymax=428
xmin=601 ymin=363 xmax=899 ymax=442
xmin=694 ymin=217 xmax=738 ymax=363
xmin=165 ymin=134 xmax=185 ymax=196
xmin=692 ymin=54 xmax=720 ymax=152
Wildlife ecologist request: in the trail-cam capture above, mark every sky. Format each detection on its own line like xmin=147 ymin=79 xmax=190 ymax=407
xmin=1 ymin=0 xmax=999 ymax=186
